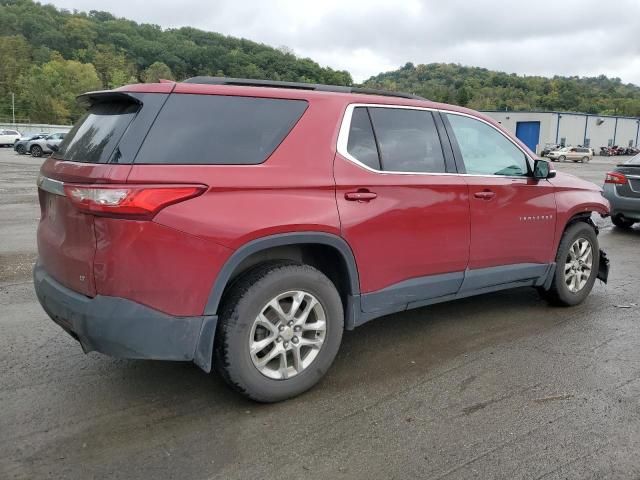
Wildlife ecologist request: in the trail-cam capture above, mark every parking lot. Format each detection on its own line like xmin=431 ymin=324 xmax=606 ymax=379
xmin=1 ymin=149 xmax=639 ymax=479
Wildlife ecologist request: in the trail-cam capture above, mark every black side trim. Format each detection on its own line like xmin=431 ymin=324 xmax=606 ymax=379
xmin=361 ymin=271 xmax=463 ymax=313
xmin=438 ymin=112 xmax=467 ymax=174
xmin=433 ymin=112 xmax=458 ymax=173
xmin=203 ymin=232 xmax=360 ymax=316
xmin=355 ymin=263 xmax=554 ymax=327
xmin=459 ymin=263 xmax=549 ymax=292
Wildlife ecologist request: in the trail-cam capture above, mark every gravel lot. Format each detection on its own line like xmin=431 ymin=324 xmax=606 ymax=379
xmin=1 ymin=149 xmax=639 ymax=480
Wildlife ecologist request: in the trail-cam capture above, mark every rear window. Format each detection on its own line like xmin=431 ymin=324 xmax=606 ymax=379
xmin=134 ymin=94 xmax=308 ymax=165
xmin=53 ymin=101 xmax=139 ymax=163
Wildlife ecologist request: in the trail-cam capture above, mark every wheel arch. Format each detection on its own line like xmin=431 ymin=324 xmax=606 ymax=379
xmin=204 ymin=232 xmax=361 ymax=317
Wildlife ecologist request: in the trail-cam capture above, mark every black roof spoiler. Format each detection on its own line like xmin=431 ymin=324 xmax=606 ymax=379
xmin=76 ymin=90 xmax=145 ymax=106
xmin=182 ymin=76 xmax=427 ymax=101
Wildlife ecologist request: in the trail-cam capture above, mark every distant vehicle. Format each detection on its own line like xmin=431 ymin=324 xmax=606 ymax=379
xmin=14 ymin=133 xmax=49 ymax=155
xmin=0 ymin=129 xmax=21 ymax=147
xmin=540 ymin=143 xmax=560 ymax=157
xmin=27 ymin=132 xmax=66 ymax=157
xmin=547 ymin=146 xmax=593 ymax=163
xmin=603 ymin=153 xmax=640 ymax=228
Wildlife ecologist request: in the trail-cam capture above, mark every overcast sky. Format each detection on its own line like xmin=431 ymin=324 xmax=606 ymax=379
xmin=48 ymin=0 xmax=640 ymax=85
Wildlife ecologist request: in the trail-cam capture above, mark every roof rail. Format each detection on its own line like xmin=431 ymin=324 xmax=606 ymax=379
xmin=182 ymin=76 xmax=427 ymax=101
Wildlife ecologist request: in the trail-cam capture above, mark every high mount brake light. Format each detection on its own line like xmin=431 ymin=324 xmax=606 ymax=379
xmin=63 ymin=184 xmax=207 ymax=219
xmin=604 ymin=172 xmax=627 ymax=185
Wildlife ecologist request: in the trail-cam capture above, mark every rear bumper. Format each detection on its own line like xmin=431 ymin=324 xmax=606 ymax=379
xmin=602 ymin=184 xmax=640 ymax=220
xmin=33 ymin=262 xmax=217 ymax=372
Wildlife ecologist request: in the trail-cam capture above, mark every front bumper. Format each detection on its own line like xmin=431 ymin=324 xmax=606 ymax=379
xmin=34 ymin=263 xmax=217 ymax=372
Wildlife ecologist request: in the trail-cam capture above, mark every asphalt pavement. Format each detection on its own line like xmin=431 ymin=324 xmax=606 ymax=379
xmin=1 ymin=149 xmax=639 ymax=479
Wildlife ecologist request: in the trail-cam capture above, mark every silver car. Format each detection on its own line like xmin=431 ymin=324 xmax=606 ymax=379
xmin=603 ymin=154 xmax=640 ymax=228
xmin=27 ymin=132 xmax=66 ymax=157
xmin=547 ymin=146 xmax=594 ymax=162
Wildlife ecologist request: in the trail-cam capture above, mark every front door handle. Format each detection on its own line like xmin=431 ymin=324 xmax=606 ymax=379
xmin=473 ymin=190 xmax=496 ymax=200
xmin=345 ymin=190 xmax=377 ymax=202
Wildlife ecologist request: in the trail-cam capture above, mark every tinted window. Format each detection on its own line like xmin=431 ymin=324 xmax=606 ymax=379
xmin=368 ymin=108 xmax=445 ymax=173
xmin=447 ymin=114 xmax=528 ymax=176
xmin=346 ymin=107 xmax=380 ymax=170
xmin=53 ymin=101 xmax=139 ymax=163
xmin=135 ymin=94 xmax=307 ymax=165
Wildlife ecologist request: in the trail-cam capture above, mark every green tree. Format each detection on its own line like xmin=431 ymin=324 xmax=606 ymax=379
xmin=141 ymin=61 xmax=174 ymax=83
xmin=18 ymin=54 xmax=102 ymax=124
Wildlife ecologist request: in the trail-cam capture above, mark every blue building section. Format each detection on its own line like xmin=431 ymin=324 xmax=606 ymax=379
xmin=515 ymin=121 xmax=541 ymax=152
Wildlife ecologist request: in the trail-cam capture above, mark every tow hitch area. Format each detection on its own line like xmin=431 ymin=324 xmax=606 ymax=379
xmin=597 ymin=249 xmax=610 ymax=283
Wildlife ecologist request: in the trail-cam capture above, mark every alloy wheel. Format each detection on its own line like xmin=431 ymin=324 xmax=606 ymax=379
xmin=564 ymin=238 xmax=593 ymax=293
xmin=249 ymin=290 xmax=326 ymax=380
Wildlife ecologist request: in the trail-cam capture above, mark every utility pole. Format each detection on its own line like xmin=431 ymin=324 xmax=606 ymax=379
xmin=11 ymin=92 xmax=15 ymax=126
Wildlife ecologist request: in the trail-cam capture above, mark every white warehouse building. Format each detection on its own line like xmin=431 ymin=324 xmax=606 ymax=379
xmin=482 ymin=110 xmax=640 ymax=155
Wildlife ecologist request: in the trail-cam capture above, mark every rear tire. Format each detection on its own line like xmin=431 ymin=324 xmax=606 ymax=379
xmin=30 ymin=145 xmax=43 ymax=157
xmin=581 ymin=156 xmax=590 ymax=163
xmin=538 ymin=221 xmax=599 ymax=307
xmin=215 ymin=262 xmax=344 ymax=402
xmin=611 ymin=215 xmax=635 ymax=228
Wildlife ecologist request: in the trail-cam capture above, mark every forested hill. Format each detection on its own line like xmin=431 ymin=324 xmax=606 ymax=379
xmin=2 ymin=1 xmax=640 ymax=125
xmin=363 ymin=63 xmax=640 ymax=117
xmin=0 ymin=0 xmax=352 ymax=123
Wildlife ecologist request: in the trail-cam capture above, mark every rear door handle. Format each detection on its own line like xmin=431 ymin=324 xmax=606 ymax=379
xmin=345 ymin=190 xmax=377 ymax=202
xmin=473 ymin=190 xmax=496 ymax=200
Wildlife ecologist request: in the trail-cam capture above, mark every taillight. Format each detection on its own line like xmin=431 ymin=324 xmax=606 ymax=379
xmin=63 ymin=184 xmax=207 ymax=219
xmin=605 ymin=172 xmax=627 ymax=185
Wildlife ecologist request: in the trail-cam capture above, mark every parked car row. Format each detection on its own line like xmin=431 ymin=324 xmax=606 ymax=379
xmin=13 ymin=132 xmax=66 ymax=157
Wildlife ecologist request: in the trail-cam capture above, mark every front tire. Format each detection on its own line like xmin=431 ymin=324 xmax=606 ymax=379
xmin=558 ymin=155 xmax=566 ymax=162
xmin=538 ymin=222 xmax=599 ymax=306
xmin=215 ymin=262 xmax=344 ymax=402
xmin=612 ymin=215 xmax=635 ymax=228
xmin=15 ymin=144 xmax=26 ymax=155
xmin=30 ymin=145 xmax=43 ymax=157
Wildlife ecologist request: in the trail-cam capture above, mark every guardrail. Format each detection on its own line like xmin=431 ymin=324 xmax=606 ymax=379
xmin=0 ymin=122 xmax=71 ymax=134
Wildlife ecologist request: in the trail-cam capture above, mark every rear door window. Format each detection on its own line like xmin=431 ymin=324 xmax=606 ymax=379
xmin=53 ymin=101 xmax=140 ymax=163
xmin=368 ymin=107 xmax=446 ymax=173
xmin=134 ymin=94 xmax=308 ymax=165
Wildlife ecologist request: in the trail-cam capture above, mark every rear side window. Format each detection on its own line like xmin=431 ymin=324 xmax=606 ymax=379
xmin=53 ymin=101 xmax=139 ymax=163
xmin=368 ymin=108 xmax=446 ymax=173
xmin=134 ymin=94 xmax=308 ymax=165
xmin=346 ymin=107 xmax=380 ymax=170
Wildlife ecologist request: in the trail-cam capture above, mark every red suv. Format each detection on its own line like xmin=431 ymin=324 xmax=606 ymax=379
xmin=34 ymin=78 xmax=610 ymax=402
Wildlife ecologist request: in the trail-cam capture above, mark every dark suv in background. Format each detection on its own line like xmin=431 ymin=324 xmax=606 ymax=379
xmin=34 ymin=78 xmax=609 ymax=402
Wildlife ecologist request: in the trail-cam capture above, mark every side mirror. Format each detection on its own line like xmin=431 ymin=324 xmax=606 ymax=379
xmin=533 ymin=159 xmax=556 ymax=179
xmin=47 ymin=143 xmax=59 ymax=152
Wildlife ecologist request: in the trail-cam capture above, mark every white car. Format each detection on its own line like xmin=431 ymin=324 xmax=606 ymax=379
xmin=0 ymin=129 xmax=21 ymax=147
xmin=547 ymin=146 xmax=594 ymax=163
